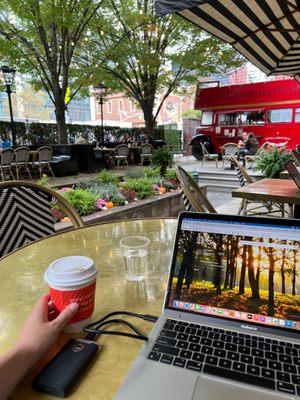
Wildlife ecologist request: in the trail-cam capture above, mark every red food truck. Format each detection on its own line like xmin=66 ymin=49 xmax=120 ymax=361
xmin=190 ymin=79 xmax=300 ymax=160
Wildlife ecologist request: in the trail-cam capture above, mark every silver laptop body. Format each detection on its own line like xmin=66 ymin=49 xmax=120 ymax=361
xmin=115 ymin=212 xmax=300 ymax=400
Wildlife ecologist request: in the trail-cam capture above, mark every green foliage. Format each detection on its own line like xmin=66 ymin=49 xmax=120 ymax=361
xmin=63 ymin=189 xmax=97 ymax=216
xmin=98 ymin=170 xmax=119 ymax=184
xmin=123 ymin=178 xmax=156 ymax=199
xmin=124 ymin=169 xmax=145 ymax=180
xmin=76 ymin=177 xmax=100 ymax=190
xmin=142 ymin=167 xmax=161 ymax=179
xmin=37 ymin=175 xmax=50 ymax=187
xmin=87 ymin=183 xmax=119 ymax=201
xmin=165 ymin=169 xmax=177 ymax=181
xmin=253 ymin=149 xmax=291 ymax=178
xmin=182 ymin=109 xmax=202 ymax=119
xmin=120 ymin=187 xmax=137 ymax=202
xmin=111 ymin=194 xmax=126 ymax=206
xmin=152 ymin=147 xmax=174 ymax=177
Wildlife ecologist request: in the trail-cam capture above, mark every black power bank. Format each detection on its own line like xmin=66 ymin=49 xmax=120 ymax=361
xmin=32 ymin=339 xmax=99 ymax=398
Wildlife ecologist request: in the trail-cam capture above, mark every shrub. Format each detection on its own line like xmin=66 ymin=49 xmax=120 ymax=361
xmin=111 ymin=193 xmax=127 ymax=206
xmin=152 ymin=147 xmax=174 ymax=177
xmin=124 ymin=178 xmax=156 ymax=199
xmin=98 ymin=170 xmax=119 ymax=184
xmin=125 ymin=169 xmax=144 ymax=180
xmin=253 ymin=148 xmax=291 ymax=178
xmin=165 ymin=169 xmax=177 ymax=181
xmin=63 ymin=189 xmax=97 ymax=216
xmin=162 ymin=180 xmax=176 ymax=191
xmin=142 ymin=167 xmax=161 ymax=179
xmin=76 ymin=177 xmax=100 ymax=190
xmin=120 ymin=188 xmax=137 ymax=202
xmin=87 ymin=183 xmax=119 ymax=201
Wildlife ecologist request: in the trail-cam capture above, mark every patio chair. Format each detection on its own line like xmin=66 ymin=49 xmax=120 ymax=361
xmin=244 ymin=142 xmax=269 ymax=168
xmin=33 ymin=146 xmax=55 ymax=177
xmin=200 ymin=142 xmax=218 ymax=168
xmin=230 ymin=157 xmax=290 ymax=217
xmin=140 ymin=143 xmax=153 ymax=165
xmin=292 ymin=149 xmax=300 ymax=166
xmin=12 ymin=147 xmax=32 ymax=180
xmin=0 ymin=148 xmax=15 ymax=181
xmin=221 ymin=143 xmax=238 ymax=169
xmin=110 ymin=144 xmax=129 ymax=168
xmin=0 ymin=180 xmax=83 ymax=259
xmin=174 ymin=165 xmax=217 ymax=213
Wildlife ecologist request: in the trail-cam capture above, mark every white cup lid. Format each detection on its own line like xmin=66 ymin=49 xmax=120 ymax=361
xmin=44 ymin=256 xmax=98 ymax=287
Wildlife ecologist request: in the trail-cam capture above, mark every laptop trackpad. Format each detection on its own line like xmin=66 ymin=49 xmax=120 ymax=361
xmin=192 ymin=375 xmax=290 ymax=400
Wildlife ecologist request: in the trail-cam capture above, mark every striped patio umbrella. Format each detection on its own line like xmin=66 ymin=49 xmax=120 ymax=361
xmin=155 ymin=0 xmax=300 ymax=81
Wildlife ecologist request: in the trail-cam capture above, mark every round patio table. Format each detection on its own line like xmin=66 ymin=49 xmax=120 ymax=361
xmin=0 ymin=218 xmax=177 ymax=400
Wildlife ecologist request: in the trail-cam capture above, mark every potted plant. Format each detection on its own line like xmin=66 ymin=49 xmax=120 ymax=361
xmin=252 ymin=147 xmax=291 ymax=178
xmin=152 ymin=147 xmax=173 ymax=177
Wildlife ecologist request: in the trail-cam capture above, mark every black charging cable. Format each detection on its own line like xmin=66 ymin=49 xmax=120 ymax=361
xmin=83 ymin=311 xmax=158 ymax=342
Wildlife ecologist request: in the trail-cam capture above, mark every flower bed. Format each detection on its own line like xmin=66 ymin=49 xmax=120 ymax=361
xmin=52 ymin=168 xmax=180 ymax=222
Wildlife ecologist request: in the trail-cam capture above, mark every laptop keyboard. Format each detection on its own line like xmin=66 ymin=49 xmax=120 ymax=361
xmin=148 ymin=319 xmax=300 ymax=397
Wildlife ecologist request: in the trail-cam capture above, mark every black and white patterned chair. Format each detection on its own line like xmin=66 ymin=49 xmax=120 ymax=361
xmin=174 ymin=165 xmax=217 ymax=213
xmin=0 ymin=180 xmax=84 ymax=259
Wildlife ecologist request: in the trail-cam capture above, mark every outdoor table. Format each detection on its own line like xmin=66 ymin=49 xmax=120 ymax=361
xmin=232 ymin=178 xmax=300 ymax=218
xmin=0 ymin=218 xmax=177 ymax=400
xmin=93 ymin=147 xmax=115 ymax=168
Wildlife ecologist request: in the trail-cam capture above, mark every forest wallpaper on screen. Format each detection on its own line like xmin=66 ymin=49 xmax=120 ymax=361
xmin=169 ymin=230 xmax=300 ymax=321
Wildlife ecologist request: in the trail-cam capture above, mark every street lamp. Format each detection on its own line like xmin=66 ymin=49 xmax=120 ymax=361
xmin=1 ymin=66 xmax=16 ymax=147
xmin=95 ymin=83 xmax=106 ymax=144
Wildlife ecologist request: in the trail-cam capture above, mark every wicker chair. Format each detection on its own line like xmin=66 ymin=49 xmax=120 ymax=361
xmin=110 ymin=144 xmax=129 ymax=168
xmin=0 ymin=148 xmax=15 ymax=181
xmin=140 ymin=144 xmax=153 ymax=165
xmin=12 ymin=147 xmax=32 ymax=180
xmin=33 ymin=146 xmax=55 ymax=177
xmin=230 ymin=157 xmax=290 ymax=217
xmin=200 ymin=143 xmax=218 ymax=168
xmin=0 ymin=180 xmax=83 ymax=259
xmin=174 ymin=165 xmax=216 ymax=213
xmin=221 ymin=143 xmax=238 ymax=169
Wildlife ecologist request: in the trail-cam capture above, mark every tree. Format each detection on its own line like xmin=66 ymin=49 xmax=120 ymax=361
xmin=87 ymin=0 xmax=243 ymax=135
xmin=0 ymin=0 xmax=104 ymax=143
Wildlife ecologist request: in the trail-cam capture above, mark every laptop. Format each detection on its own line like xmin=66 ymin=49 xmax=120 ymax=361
xmin=285 ymin=159 xmax=300 ymax=190
xmin=115 ymin=212 xmax=300 ymax=400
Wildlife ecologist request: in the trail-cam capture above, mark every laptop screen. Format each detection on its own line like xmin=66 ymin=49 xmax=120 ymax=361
xmin=285 ymin=159 xmax=300 ymax=190
xmin=166 ymin=215 xmax=300 ymax=332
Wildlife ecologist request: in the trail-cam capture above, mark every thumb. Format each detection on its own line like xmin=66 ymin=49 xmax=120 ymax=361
xmin=51 ymin=303 xmax=79 ymax=330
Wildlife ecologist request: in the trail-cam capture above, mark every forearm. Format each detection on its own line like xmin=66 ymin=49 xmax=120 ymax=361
xmin=0 ymin=345 xmax=36 ymax=400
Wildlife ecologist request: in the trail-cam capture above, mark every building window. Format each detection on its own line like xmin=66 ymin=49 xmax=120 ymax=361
xmin=130 ymin=100 xmax=136 ymax=112
xmin=119 ymin=100 xmax=123 ymax=112
xmin=107 ymin=101 xmax=112 ymax=113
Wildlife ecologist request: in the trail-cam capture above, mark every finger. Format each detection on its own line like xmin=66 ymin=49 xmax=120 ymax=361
xmin=34 ymin=294 xmax=51 ymax=322
xmin=51 ymin=303 xmax=79 ymax=330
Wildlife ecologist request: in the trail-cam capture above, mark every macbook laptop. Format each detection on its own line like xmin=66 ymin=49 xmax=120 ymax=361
xmin=285 ymin=159 xmax=300 ymax=190
xmin=115 ymin=212 xmax=300 ymax=400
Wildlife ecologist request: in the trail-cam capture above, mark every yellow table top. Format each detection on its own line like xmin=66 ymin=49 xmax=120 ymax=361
xmin=0 ymin=218 xmax=177 ymax=400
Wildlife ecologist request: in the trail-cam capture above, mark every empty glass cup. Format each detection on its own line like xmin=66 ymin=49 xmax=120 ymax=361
xmin=119 ymin=236 xmax=150 ymax=282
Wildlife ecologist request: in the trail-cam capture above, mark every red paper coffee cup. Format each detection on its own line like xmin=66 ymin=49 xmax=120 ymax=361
xmin=44 ymin=256 xmax=98 ymax=332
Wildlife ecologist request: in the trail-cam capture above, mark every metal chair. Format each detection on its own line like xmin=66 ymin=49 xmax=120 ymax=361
xmin=174 ymin=165 xmax=217 ymax=213
xmin=221 ymin=143 xmax=238 ymax=169
xmin=110 ymin=144 xmax=129 ymax=168
xmin=12 ymin=147 xmax=32 ymax=180
xmin=230 ymin=156 xmax=290 ymax=217
xmin=140 ymin=144 xmax=153 ymax=165
xmin=33 ymin=146 xmax=55 ymax=177
xmin=0 ymin=148 xmax=15 ymax=181
xmin=0 ymin=180 xmax=83 ymax=259
xmin=200 ymin=143 xmax=218 ymax=168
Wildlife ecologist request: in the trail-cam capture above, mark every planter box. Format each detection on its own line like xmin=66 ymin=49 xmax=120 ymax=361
xmin=56 ymin=191 xmax=184 ymax=232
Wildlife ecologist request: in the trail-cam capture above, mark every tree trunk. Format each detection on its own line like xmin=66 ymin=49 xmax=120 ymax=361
xmin=239 ymin=244 xmax=247 ymax=295
xmin=281 ymin=248 xmax=286 ymax=295
xmin=213 ymin=235 xmax=223 ymax=294
xmin=142 ymin=105 xmax=155 ymax=136
xmin=248 ymin=243 xmax=260 ymax=299
xmin=292 ymin=247 xmax=297 ymax=296
xmin=175 ymin=232 xmax=197 ymax=299
xmin=265 ymin=241 xmax=275 ymax=317
xmin=55 ymin=105 xmax=67 ymax=144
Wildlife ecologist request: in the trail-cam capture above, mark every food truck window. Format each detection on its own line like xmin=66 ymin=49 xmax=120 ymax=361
xmin=201 ymin=111 xmax=213 ymax=126
xmin=239 ymin=111 xmax=265 ymax=125
xmin=218 ymin=113 xmax=239 ymax=125
xmin=269 ymin=108 xmax=293 ymax=123
xmin=295 ymin=108 xmax=300 ymax=123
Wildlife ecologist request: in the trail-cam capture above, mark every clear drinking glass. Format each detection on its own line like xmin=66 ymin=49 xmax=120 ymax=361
xmin=119 ymin=236 xmax=150 ymax=282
